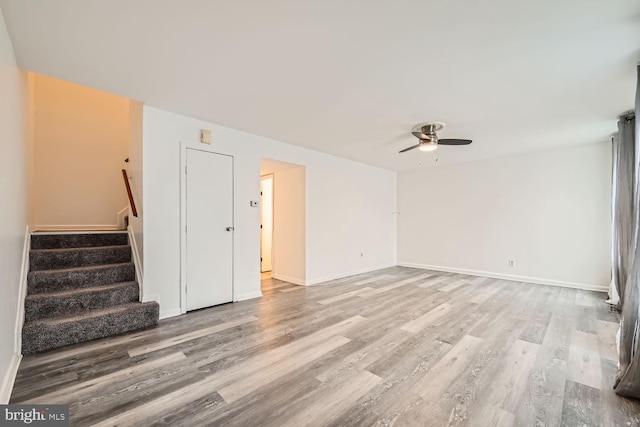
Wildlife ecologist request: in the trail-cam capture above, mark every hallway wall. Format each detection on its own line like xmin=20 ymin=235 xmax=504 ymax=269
xmin=31 ymin=74 xmax=130 ymax=230
xmin=271 ymin=166 xmax=306 ymax=284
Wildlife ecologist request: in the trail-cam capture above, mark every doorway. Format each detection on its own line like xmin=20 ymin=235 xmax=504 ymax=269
xmin=259 ymin=158 xmax=306 ymax=291
xmin=183 ymin=148 xmax=234 ymax=311
xmin=260 ymin=175 xmax=274 ymax=276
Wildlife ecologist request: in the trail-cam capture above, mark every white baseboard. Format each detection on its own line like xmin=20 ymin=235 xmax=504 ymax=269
xmin=33 ymin=224 xmax=125 ymax=231
xmin=31 ymin=230 xmax=127 ymax=235
xmin=0 ymin=353 xmax=21 ymax=404
xmin=159 ymin=308 xmax=182 ymax=320
xmin=271 ymin=273 xmax=306 ymax=286
xmin=127 ymin=226 xmax=144 ymax=300
xmin=397 ymin=262 xmax=609 ymax=292
xmin=235 ymin=291 xmax=263 ymax=301
xmin=6 ymin=227 xmax=30 ymax=401
xmin=15 ymin=226 xmax=30 ymax=355
xmin=142 ymin=294 xmax=159 ymax=303
xmin=307 ymin=263 xmax=396 ymax=286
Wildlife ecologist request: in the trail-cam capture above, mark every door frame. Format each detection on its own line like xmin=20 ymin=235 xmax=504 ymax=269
xmin=260 ymin=174 xmax=274 ymax=273
xmin=180 ymin=142 xmax=235 ymax=314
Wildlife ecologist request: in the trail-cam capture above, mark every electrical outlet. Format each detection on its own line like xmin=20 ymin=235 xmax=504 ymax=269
xmin=508 ymin=259 xmax=516 ymax=267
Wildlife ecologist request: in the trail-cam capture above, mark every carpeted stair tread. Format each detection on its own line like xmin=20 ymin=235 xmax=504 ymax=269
xmin=26 ymin=301 xmax=156 ymax=325
xmin=22 ymin=301 xmax=159 ymax=354
xmin=25 ymin=282 xmax=139 ymax=322
xmin=30 ymin=245 xmax=131 ymax=271
xmin=31 ymin=232 xmax=128 ymax=250
xmin=28 ymin=263 xmax=135 ymax=294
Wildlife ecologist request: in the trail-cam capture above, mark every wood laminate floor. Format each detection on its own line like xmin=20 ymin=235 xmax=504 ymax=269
xmin=11 ymin=267 xmax=640 ymax=426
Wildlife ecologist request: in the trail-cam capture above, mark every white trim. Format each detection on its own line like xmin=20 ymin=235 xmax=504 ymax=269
xmin=142 ymin=293 xmax=159 ymax=303
xmin=180 ymin=142 xmax=236 ymax=314
xmin=306 ymin=263 xmax=396 ymax=286
xmin=272 ymin=274 xmax=306 ymax=286
xmin=15 ymin=226 xmax=30 ymax=355
xmin=34 ymin=208 xmax=130 ymax=232
xmin=0 ymin=353 xmax=21 ymax=404
xmin=235 ymin=291 xmax=263 ymax=301
xmin=117 ymin=206 xmax=129 ymax=229
xmin=159 ymin=308 xmax=182 ymax=320
xmin=4 ymin=204 xmax=27 ymax=403
xmin=397 ymin=262 xmax=609 ymax=292
xmin=145 ymin=294 xmax=181 ymax=319
xmin=33 ymin=224 xmax=125 ymax=232
xmin=260 ymin=174 xmax=274 ymax=273
xmin=179 ymin=141 xmax=187 ymax=314
xmin=31 ymin=230 xmax=127 ymax=235
xmin=127 ymin=225 xmax=144 ymax=300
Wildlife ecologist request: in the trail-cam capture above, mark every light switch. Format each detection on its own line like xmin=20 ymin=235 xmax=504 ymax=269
xmin=201 ymin=129 xmax=212 ymax=144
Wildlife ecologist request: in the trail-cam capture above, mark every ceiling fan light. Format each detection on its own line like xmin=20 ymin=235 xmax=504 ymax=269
xmin=418 ymin=142 xmax=438 ymax=152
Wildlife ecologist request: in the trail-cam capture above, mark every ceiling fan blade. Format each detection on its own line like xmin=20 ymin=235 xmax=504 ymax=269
xmin=411 ymin=131 xmax=424 ymax=138
xmin=437 ymin=138 xmax=472 ymax=146
xmin=399 ymin=144 xmax=420 ymax=153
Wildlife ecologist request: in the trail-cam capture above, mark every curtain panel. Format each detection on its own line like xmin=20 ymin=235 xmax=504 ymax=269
xmin=614 ymin=64 xmax=639 ymax=398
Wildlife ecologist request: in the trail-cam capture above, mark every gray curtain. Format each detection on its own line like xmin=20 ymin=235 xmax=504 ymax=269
xmin=615 ymin=64 xmax=640 ymax=398
xmin=612 ymin=112 xmax=636 ymax=309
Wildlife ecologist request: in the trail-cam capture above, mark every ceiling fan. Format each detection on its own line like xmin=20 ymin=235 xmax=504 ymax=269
xmin=399 ymin=122 xmax=472 ymax=153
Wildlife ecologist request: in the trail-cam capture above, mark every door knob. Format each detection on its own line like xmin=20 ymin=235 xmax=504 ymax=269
xmin=226 ymin=226 xmax=234 ymax=231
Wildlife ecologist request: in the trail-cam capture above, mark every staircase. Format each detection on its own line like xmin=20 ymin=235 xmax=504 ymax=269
xmin=22 ymin=232 xmax=159 ymax=354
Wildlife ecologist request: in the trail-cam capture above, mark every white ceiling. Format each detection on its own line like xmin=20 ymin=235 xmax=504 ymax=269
xmin=1 ymin=0 xmax=638 ymax=171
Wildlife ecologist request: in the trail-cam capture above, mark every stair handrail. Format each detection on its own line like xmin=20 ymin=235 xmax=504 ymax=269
xmin=121 ymin=169 xmax=138 ymax=217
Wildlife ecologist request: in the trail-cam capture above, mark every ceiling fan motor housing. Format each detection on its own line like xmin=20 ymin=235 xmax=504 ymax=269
xmin=399 ymin=121 xmax=471 ymax=153
xmin=411 ymin=122 xmax=445 ymax=140
xmin=422 ymin=125 xmax=438 ymax=143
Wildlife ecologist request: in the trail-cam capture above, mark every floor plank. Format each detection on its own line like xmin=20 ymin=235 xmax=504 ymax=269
xmin=567 ymin=330 xmax=603 ymax=390
xmin=281 ymin=370 xmax=382 ymax=427
xmin=561 ymin=380 xmax=604 ymax=427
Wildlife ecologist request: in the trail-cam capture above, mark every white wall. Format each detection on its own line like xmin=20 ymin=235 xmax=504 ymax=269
xmin=32 ymin=74 xmax=130 ymax=230
xmin=143 ymin=107 xmax=397 ymax=318
xmin=127 ymin=100 xmax=144 ymax=268
xmin=272 ymin=166 xmax=306 ymax=284
xmin=0 ymin=6 xmax=27 ymax=402
xmin=398 ymin=142 xmax=611 ymax=291
xmin=26 ymin=72 xmax=35 ymax=229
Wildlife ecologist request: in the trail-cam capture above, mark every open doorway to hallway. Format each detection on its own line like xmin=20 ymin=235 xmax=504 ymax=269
xmin=260 ymin=174 xmax=274 ymax=278
xmin=260 ymin=158 xmax=306 ymax=294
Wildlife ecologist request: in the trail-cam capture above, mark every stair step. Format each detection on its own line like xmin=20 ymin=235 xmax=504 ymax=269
xmin=31 ymin=232 xmax=128 ymax=250
xmin=30 ymin=245 xmax=132 ymax=271
xmin=25 ymin=282 xmax=139 ymax=322
xmin=28 ymin=263 xmax=135 ymax=294
xmin=22 ymin=302 xmax=159 ymax=354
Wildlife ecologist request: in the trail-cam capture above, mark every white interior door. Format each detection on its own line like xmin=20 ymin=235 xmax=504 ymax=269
xmin=260 ymin=175 xmax=273 ymax=272
xmin=186 ymin=149 xmax=233 ymax=311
